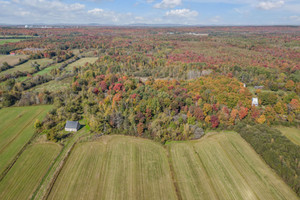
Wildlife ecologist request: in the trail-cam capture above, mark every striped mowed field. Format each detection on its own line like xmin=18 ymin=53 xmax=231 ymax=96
xmin=48 ymin=135 xmax=177 ymax=200
xmin=168 ymin=131 xmax=299 ymax=200
xmin=0 ymin=143 xmax=61 ymax=200
xmin=0 ymin=105 xmax=52 ymax=174
xmin=276 ymin=126 xmax=300 ymax=146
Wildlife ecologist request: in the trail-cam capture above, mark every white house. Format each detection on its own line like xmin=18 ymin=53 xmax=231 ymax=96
xmin=65 ymin=121 xmax=80 ymax=132
xmin=252 ymin=98 xmax=259 ymax=106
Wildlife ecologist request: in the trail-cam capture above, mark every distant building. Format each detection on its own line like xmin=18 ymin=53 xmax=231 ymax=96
xmin=65 ymin=121 xmax=80 ymax=132
xmin=10 ymin=52 xmax=15 ymax=56
xmin=254 ymin=86 xmax=264 ymax=90
xmin=252 ymin=98 xmax=259 ymax=106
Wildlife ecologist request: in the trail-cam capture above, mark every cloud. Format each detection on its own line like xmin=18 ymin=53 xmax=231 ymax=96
xmin=88 ymin=8 xmax=105 ymax=14
xmin=256 ymin=1 xmax=284 ymax=10
xmin=165 ymin=8 xmax=198 ymax=18
xmin=290 ymin=15 xmax=300 ymax=22
xmin=12 ymin=0 xmax=85 ymax=11
xmin=210 ymin=16 xmax=221 ymax=23
xmin=154 ymin=0 xmax=181 ymax=9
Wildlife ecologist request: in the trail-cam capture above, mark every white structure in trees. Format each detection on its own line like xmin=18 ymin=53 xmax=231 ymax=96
xmin=65 ymin=121 xmax=80 ymax=132
xmin=252 ymin=98 xmax=259 ymax=106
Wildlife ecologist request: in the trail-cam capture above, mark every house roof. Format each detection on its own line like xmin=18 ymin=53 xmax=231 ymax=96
xmin=65 ymin=121 xmax=79 ymax=129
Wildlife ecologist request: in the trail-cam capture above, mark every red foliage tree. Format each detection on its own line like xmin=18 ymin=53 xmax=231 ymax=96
xmin=239 ymin=107 xmax=248 ymax=120
xmin=211 ymin=115 xmax=219 ymax=128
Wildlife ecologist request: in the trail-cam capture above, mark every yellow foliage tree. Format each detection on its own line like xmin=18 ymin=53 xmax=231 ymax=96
xmin=256 ymin=115 xmax=266 ymax=124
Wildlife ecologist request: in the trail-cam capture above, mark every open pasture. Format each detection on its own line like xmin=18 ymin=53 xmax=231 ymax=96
xmin=276 ymin=126 xmax=300 ymax=146
xmin=64 ymin=57 xmax=98 ymax=71
xmin=48 ymin=135 xmax=177 ymax=200
xmin=0 ymin=143 xmax=61 ymax=200
xmin=29 ymin=77 xmax=72 ymax=92
xmin=0 ymin=58 xmax=53 ymax=76
xmin=168 ymin=131 xmax=299 ymax=200
xmin=0 ymin=105 xmax=52 ymax=175
xmin=0 ymin=39 xmax=24 ymax=45
xmin=0 ymin=54 xmax=28 ymax=66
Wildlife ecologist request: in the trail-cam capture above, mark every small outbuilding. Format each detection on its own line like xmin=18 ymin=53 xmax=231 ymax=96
xmin=252 ymin=98 xmax=259 ymax=107
xmin=65 ymin=121 xmax=80 ymax=132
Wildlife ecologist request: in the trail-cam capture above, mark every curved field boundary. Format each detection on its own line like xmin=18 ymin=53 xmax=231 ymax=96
xmin=168 ymin=132 xmax=299 ymax=200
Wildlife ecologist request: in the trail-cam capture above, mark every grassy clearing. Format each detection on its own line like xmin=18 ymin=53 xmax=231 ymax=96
xmin=0 ymin=39 xmax=24 ymax=45
xmin=0 ymin=143 xmax=61 ymax=200
xmin=0 ymin=58 xmax=53 ymax=76
xmin=48 ymin=135 xmax=177 ymax=200
xmin=0 ymin=105 xmax=52 ymax=174
xmin=65 ymin=57 xmax=98 ymax=71
xmin=34 ymin=63 xmax=60 ymax=76
xmin=0 ymin=54 xmax=28 ymax=66
xmin=168 ymin=131 xmax=298 ymax=200
xmin=276 ymin=126 xmax=300 ymax=146
xmin=30 ymin=77 xmax=72 ymax=92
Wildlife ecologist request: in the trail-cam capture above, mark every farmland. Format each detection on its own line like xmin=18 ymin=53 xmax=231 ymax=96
xmin=29 ymin=77 xmax=72 ymax=92
xmin=0 ymin=58 xmax=52 ymax=76
xmin=0 ymin=26 xmax=299 ymax=199
xmin=64 ymin=57 xmax=98 ymax=71
xmin=0 ymin=54 xmax=28 ymax=66
xmin=0 ymin=143 xmax=61 ymax=200
xmin=0 ymin=105 xmax=52 ymax=174
xmin=46 ymin=133 xmax=299 ymax=200
xmin=276 ymin=126 xmax=300 ymax=146
xmin=0 ymin=39 xmax=24 ymax=45
xmin=168 ymin=132 xmax=299 ymax=200
xmin=48 ymin=135 xmax=177 ymax=200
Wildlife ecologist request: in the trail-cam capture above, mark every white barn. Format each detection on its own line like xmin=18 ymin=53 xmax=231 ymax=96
xmin=65 ymin=121 xmax=80 ymax=132
xmin=252 ymin=98 xmax=259 ymax=106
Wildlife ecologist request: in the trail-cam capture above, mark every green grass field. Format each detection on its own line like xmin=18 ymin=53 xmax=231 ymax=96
xmin=65 ymin=57 xmax=98 ymax=71
xmin=0 ymin=58 xmax=53 ymax=76
xmin=0 ymin=105 xmax=52 ymax=175
xmin=276 ymin=126 xmax=300 ymax=146
xmin=48 ymin=135 xmax=177 ymax=200
xmin=34 ymin=63 xmax=60 ymax=76
xmin=0 ymin=54 xmax=28 ymax=66
xmin=168 ymin=131 xmax=298 ymax=200
xmin=0 ymin=143 xmax=61 ymax=200
xmin=30 ymin=77 xmax=72 ymax=92
xmin=0 ymin=39 xmax=24 ymax=45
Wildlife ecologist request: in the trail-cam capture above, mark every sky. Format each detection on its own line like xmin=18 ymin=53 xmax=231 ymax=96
xmin=0 ymin=0 xmax=300 ymax=25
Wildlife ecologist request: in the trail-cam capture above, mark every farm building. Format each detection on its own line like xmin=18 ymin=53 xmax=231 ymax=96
xmin=252 ymin=98 xmax=259 ymax=106
xmin=65 ymin=121 xmax=80 ymax=132
xmin=254 ymin=86 xmax=264 ymax=90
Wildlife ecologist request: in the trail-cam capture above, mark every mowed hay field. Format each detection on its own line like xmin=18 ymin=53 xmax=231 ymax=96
xmin=48 ymin=135 xmax=177 ymax=200
xmin=0 ymin=143 xmax=61 ymax=200
xmin=65 ymin=57 xmax=98 ymax=71
xmin=0 ymin=58 xmax=53 ymax=76
xmin=168 ymin=131 xmax=299 ymax=200
xmin=0 ymin=54 xmax=28 ymax=66
xmin=276 ymin=126 xmax=300 ymax=146
xmin=0 ymin=105 xmax=52 ymax=174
